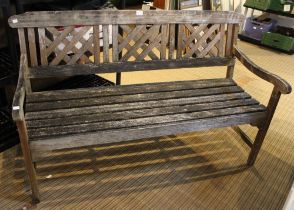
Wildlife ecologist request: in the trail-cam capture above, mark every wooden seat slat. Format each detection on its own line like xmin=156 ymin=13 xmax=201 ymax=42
xmin=28 ymin=105 xmax=266 ymax=140
xmin=26 ymin=79 xmax=236 ymax=103
xmin=26 ymin=98 xmax=261 ymax=128
xmin=25 ymin=92 xmax=252 ymax=120
xmin=26 ymin=85 xmax=244 ymax=112
xmin=29 ymin=112 xmax=266 ymax=151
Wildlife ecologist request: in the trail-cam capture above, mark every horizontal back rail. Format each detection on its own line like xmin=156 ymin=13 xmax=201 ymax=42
xmin=28 ymin=57 xmax=235 ymax=78
xmin=9 ymin=10 xmax=245 ymax=27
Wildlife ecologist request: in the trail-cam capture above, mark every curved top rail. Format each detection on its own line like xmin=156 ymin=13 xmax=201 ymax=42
xmin=9 ymin=10 xmax=245 ymax=28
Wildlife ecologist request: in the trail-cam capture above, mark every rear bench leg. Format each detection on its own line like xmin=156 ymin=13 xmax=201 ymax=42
xmin=226 ymin=63 xmax=235 ymax=79
xmin=247 ymin=88 xmax=281 ymax=166
xmin=16 ymin=120 xmax=40 ymax=203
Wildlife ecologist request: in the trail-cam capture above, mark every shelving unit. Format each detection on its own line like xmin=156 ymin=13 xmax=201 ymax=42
xmin=239 ymin=3 xmax=294 ymax=54
xmin=244 ymin=5 xmax=294 ymax=18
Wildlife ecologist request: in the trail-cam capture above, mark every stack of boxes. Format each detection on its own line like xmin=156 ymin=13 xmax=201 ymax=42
xmin=243 ymin=0 xmax=294 ymax=52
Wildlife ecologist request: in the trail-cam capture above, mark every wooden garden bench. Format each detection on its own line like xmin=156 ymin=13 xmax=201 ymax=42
xmin=9 ymin=10 xmax=292 ymax=203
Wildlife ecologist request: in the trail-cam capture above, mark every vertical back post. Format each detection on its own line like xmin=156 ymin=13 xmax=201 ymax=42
xmin=28 ymin=28 xmax=38 ymax=67
xmin=112 ymin=24 xmax=121 ymax=85
xmin=225 ymin=24 xmax=238 ymax=79
xmin=93 ymin=25 xmax=100 ymax=64
xmin=177 ymin=24 xmax=184 ymax=59
xmin=169 ymin=24 xmax=175 ymax=59
xmin=18 ymin=28 xmax=32 ymax=93
xmin=160 ymin=24 xmax=168 ymax=60
xmin=102 ymin=25 xmax=110 ymax=63
xmin=38 ymin=28 xmax=48 ymax=66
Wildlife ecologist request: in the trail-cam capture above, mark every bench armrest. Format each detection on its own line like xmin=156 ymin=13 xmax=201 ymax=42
xmin=12 ymin=54 xmax=27 ymax=122
xmin=233 ymin=47 xmax=292 ymax=94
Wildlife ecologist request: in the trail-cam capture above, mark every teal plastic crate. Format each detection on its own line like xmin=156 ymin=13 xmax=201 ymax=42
xmin=262 ymin=32 xmax=294 ymax=52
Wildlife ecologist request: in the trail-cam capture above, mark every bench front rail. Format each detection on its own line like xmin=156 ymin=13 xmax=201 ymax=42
xmin=9 ymin=10 xmax=291 ymax=203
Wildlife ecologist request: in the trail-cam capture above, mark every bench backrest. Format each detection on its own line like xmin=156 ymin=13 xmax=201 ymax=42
xmin=9 ymin=10 xmax=244 ymax=79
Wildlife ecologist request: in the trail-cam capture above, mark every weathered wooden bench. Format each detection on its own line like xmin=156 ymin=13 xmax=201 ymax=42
xmin=9 ymin=10 xmax=292 ymax=203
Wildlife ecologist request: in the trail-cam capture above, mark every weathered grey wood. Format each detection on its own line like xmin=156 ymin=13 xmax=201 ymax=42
xmin=198 ymin=32 xmax=221 ymax=58
xmin=169 ymin=24 xmax=175 ymax=59
xmin=122 ymin=25 xmax=160 ymax=61
xmin=28 ymin=28 xmax=38 ymax=67
xmin=9 ymin=10 xmax=245 ymax=28
xmin=28 ymin=57 xmax=234 ymax=78
xmin=46 ymin=26 xmax=74 ymax=57
xmin=225 ymin=24 xmax=239 ymax=82
xmin=247 ymin=87 xmax=281 ymax=166
xmin=26 ymin=86 xmax=244 ymax=111
xmin=28 ymin=105 xmax=266 ymax=139
xmin=136 ymin=30 xmax=161 ymax=61
xmin=160 ymin=24 xmax=168 ymax=60
xmin=67 ymin=35 xmax=93 ymax=65
xmin=27 ymin=99 xmax=261 ymax=128
xmin=225 ymin=24 xmax=234 ymax=58
xmin=118 ymin=25 xmax=145 ymax=53
xmin=184 ymin=24 xmax=212 ymax=57
xmin=177 ymin=24 xmax=184 ymax=59
xmin=26 ymin=79 xmax=236 ymax=102
xmin=119 ymin=25 xmax=158 ymax=60
xmin=26 ymin=92 xmax=252 ymax=120
xmin=226 ymin=63 xmax=235 ymax=79
xmin=93 ymin=25 xmax=100 ymax=64
xmin=184 ymin=24 xmax=220 ymax=58
xmin=218 ymin=24 xmax=226 ymax=56
xmin=18 ymin=28 xmax=27 ymax=55
xmin=50 ymin=26 xmax=90 ymax=65
xmin=45 ymin=27 xmax=72 ymax=63
xmin=102 ymin=25 xmax=110 ymax=62
xmin=37 ymin=28 xmax=48 ymax=66
xmin=29 ymin=112 xmax=266 ymax=152
xmin=112 ymin=24 xmax=119 ymax=62
xmin=12 ymin=54 xmax=27 ymax=121
xmin=16 ymin=30 xmax=32 ymax=93
xmin=233 ymin=24 xmax=240 ymax=45
xmin=16 ymin=120 xmax=40 ymax=203
xmin=18 ymin=29 xmax=31 ymax=93
xmin=234 ymin=47 xmax=292 ymax=94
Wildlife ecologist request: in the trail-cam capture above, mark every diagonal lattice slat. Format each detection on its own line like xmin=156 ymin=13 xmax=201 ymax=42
xmin=184 ymin=24 xmax=219 ymax=57
xmin=119 ymin=24 xmax=163 ymax=61
xmin=45 ymin=26 xmax=94 ymax=65
xmin=119 ymin=25 xmax=159 ymax=60
xmin=181 ymin=24 xmax=221 ymax=58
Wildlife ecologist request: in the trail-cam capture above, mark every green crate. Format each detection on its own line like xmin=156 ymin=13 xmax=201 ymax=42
xmin=281 ymin=0 xmax=294 ymax=6
xmin=261 ymin=32 xmax=294 ymax=52
xmin=244 ymin=0 xmax=255 ymax=7
xmin=244 ymin=0 xmax=284 ymax=11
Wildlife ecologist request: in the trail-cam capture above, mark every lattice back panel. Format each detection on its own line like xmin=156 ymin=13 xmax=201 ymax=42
xmin=176 ymin=23 xmax=225 ymax=59
xmin=19 ymin=23 xmax=239 ymax=67
xmin=115 ymin=24 xmax=168 ymax=62
xmin=20 ymin=25 xmax=114 ymax=67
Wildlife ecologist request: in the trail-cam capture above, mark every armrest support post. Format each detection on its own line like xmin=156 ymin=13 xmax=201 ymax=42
xmin=12 ymin=54 xmax=27 ymax=122
xmin=226 ymin=59 xmax=236 ymax=79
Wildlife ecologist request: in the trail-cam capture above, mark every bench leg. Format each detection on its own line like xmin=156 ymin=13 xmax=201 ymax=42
xmin=247 ymin=88 xmax=281 ymax=166
xmin=226 ymin=64 xmax=235 ymax=79
xmin=16 ymin=120 xmax=40 ymax=203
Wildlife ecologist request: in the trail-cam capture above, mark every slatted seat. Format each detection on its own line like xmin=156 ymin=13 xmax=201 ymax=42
xmin=25 ymin=79 xmax=266 ymax=141
xmin=9 ymin=10 xmax=291 ymax=203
